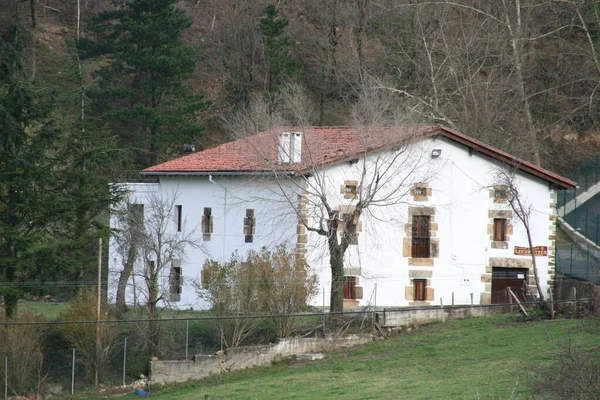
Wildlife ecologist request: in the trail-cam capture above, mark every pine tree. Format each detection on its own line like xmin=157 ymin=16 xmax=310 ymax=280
xmin=260 ymin=4 xmax=299 ymax=99
xmin=0 ymin=24 xmax=64 ymax=316
xmin=78 ymin=0 xmax=211 ymax=167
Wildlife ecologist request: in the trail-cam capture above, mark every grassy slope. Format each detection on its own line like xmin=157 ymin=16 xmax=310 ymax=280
xmin=79 ymin=314 xmax=599 ymax=400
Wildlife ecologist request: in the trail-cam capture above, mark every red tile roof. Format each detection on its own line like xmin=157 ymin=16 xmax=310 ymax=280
xmin=142 ymin=125 xmax=576 ymax=189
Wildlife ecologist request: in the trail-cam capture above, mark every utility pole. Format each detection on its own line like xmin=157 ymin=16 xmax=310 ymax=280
xmin=95 ymin=238 xmax=102 ymax=386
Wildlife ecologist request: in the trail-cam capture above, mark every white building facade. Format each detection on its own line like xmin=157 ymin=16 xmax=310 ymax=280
xmin=108 ymin=126 xmax=575 ymax=309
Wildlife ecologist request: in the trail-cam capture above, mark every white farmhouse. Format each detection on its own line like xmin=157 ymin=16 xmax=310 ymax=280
xmin=108 ymin=126 xmax=575 ymax=310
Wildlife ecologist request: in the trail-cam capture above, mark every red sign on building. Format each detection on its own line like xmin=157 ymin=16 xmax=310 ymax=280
xmin=514 ymin=246 xmax=548 ymax=256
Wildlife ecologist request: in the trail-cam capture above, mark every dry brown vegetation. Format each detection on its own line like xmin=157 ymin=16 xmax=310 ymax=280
xmin=3 ymin=0 xmax=600 ymax=171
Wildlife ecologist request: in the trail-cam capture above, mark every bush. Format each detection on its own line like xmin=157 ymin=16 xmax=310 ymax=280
xmin=196 ymin=245 xmax=318 ymax=346
xmin=0 ymin=313 xmax=47 ymax=396
xmin=58 ymin=289 xmax=118 ymax=384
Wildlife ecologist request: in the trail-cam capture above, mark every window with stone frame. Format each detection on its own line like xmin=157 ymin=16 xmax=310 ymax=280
xmin=339 ymin=206 xmax=361 ymax=245
xmin=411 ymin=215 xmax=431 ymax=258
xmin=341 ymin=180 xmax=359 ymax=199
xmin=411 ymin=183 xmax=432 ymax=201
xmin=243 ymin=209 xmax=255 ymax=243
xmin=493 ymin=218 xmax=507 ymax=242
xmin=413 ymin=279 xmax=427 ymax=301
xmin=169 ymin=260 xmax=182 ymax=302
xmin=492 ymin=186 xmax=508 ymax=203
xmin=343 ymin=276 xmax=357 ymax=300
xmin=488 ymin=210 xmax=512 ymax=248
xmin=175 ymin=205 xmax=182 ymax=232
xmin=202 ymin=207 xmax=213 ymax=241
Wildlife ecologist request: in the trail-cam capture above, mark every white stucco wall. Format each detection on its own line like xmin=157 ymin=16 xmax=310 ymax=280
xmin=108 ymin=175 xmax=298 ymax=309
xmin=304 ymin=136 xmax=556 ymax=307
xmin=108 ymin=136 xmax=557 ymax=310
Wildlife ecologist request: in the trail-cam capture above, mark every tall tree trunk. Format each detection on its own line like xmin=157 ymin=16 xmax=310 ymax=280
xmin=328 ymin=232 xmax=344 ymax=312
xmin=115 ymin=247 xmax=136 ymax=313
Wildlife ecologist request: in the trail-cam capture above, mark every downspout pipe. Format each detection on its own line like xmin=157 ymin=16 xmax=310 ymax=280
xmin=209 ymin=175 xmax=227 ymax=262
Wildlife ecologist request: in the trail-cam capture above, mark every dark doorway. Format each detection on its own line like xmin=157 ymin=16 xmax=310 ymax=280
xmin=491 ymin=267 xmax=528 ymax=303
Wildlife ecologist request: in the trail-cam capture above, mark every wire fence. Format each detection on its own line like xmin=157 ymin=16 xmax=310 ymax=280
xmin=0 ymin=310 xmax=376 ymax=398
xmin=0 ymin=299 xmax=595 ymax=399
xmin=555 ymin=242 xmax=600 ymax=285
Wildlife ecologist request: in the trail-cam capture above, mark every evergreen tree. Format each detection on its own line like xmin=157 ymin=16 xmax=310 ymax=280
xmin=0 ymin=23 xmax=123 ymax=316
xmin=0 ymin=24 xmax=64 ymax=316
xmin=78 ymin=0 xmax=211 ymax=167
xmin=260 ymin=4 xmax=299 ymax=99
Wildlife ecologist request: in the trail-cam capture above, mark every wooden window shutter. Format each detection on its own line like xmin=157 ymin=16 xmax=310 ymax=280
xmin=494 ymin=218 xmax=507 ymax=241
xmin=202 ymin=207 xmax=212 ymax=241
xmin=414 ymin=279 xmax=427 ymax=301
xmin=411 ymin=215 xmax=431 ymax=258
xmin=244 ymin=209 xmax=255 ymax=243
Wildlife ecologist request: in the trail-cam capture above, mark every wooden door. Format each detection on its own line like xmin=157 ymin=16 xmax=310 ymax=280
xmin=491 ymin=267 xmax=528 ymax=303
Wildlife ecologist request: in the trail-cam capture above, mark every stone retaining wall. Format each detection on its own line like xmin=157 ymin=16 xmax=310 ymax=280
xmin=380 ymin=304 xmax=512 ymax=328
xmin=150 ymin=334 xmax=372 ymax=384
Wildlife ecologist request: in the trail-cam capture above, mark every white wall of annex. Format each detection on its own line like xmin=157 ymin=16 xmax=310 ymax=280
xmin=108 ymin=175 xmax=298 ymax=310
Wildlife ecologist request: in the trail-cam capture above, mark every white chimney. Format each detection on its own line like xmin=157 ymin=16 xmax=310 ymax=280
xmin=278 ymin=132 xmax=303 ymax=164
xmin=291 ymin=132 xmax=302 ymax=163
xmin=278 ymin=132 xmax=291 ymax=163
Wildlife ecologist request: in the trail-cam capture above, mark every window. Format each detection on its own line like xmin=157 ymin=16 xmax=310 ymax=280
xmin=411 ymin=215 xmax=430 ymax=258
xmin=412 ymin=183 xmax=430 ymax=201
xmin=243 ymin=209 xmax=255 ymax=243
xmin=339 ymin=208 xmax=359 ymax=245
xmin=170 ymin=260 xmax=182 ymax=302
xmin=202 ymin=207 xmax=213 ymax=241
xmin=494 ymin=187 xmax=507 ymax=201
xmin=494 ymin=218 xmax=507 ymax=241
xmin=341 ymin=180 xmax=359 ymax=199
xmin=343 ymin=276 xmax=357 ymax=300
xmin=175 ymin=205 xmax=182 ymax=232
xmin=414 ymin=279 xmax=427 ymax=301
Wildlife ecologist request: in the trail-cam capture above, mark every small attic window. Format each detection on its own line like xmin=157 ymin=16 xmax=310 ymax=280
xmin=412 ymin=183 xmax=431 ymax=201
xmin=341 ymin=180 xmax=359 ymax=199
xmin=493 ymin=186 xmax=508 ymax=203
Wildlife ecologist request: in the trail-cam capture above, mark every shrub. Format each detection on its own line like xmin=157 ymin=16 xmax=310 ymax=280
xmin=196 ymin=245 xmax=318 ymax=346
xmin=58 ymin=289 xmax=118 ymax=384
xmin=0 ymin=312 xmax=47 ymax=396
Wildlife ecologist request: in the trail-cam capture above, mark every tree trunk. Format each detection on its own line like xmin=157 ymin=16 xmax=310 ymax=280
xmin=328 ymin=234 xmax=344 ymax=312
xmin=147 ymin=266 xmax=159 ymax=357
xmin=115 ymin=246 xmax=136 ymax=314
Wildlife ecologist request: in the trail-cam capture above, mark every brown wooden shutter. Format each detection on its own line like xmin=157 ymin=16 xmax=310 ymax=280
xmin=411 ymin=215 xmax=431 ymax=258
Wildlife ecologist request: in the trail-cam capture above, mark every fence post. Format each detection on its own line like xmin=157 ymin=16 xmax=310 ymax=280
xmin=570 ymin=244 xmax=573 ymax=275
xmin=71 ymin=348 xmax=76 ymax=395
xmin=185 ymin=320 xmax=189 ymax=359
xmin=452 ymin=292 xmax=454 ymax=306
xmin=122 ymin=338 xmax=127 ymax=387
xmin=322 ymin=313 xmax=326 ymax=337
xmin=596 ymin=214 xmax=600 ymax=245
xmin=470 ymin=293 xmax=473 ymax=305
xmin=574 ymin=197 xmax=577 ymax=227
xmin=4 ymin=356 xmax=7 ymax=400
xmin=587 ymin=249 xmax=590 ymax=281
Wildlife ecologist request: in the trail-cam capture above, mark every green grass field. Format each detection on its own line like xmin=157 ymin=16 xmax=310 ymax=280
xmin=75 ymin=314 xmax=600 ymax=400
xmin=17 ymin=300 xmax=70 ymax=320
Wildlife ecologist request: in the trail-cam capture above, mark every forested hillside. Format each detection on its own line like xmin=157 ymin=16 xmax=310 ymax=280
xmin=1 ymin=0 xmax=599 ymax=310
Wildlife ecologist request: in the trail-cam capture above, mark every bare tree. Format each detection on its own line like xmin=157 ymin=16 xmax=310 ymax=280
xmin=493 ymin=167 xmax=554 ymax=317
xmin=225 ymin=82 xmax=436 ymax=311
xmin=112 ymin=190 xmax=202 ymax=354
